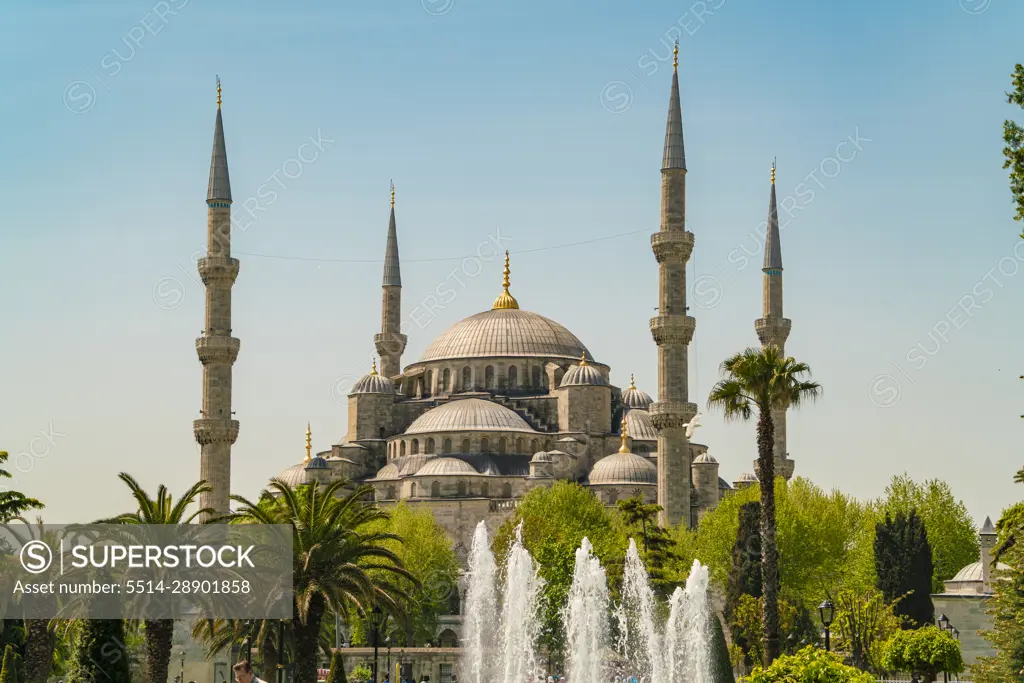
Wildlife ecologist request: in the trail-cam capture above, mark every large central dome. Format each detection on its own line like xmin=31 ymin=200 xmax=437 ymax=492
xmin=418 ymin=308 xmax=592 ymax=363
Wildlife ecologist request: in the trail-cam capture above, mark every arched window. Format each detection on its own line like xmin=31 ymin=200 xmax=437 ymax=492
xmin=431 ymin=481 xmax=441 ymax=498
xmin=502 ymin=483 xmax=512 ymax=498
xmin=531 ymin=367 xmax=541 ymax=388
xmin=410 ymin=482 xmax=417 ymax=497
xmin=508 ymin=365 xmax=518 ymax=389
xmin=386 ymin=486 xmax=396 ymax=500
xmin=636 ymin=444 xmax=648 ymax=455
xmin=457 ymin=480 xmax=467 ymax=497
xmin=461 ymin=438 xmax=471 ymax=454
xmin=480 ymin=438 xmax=490 ymax=453
xmin=426 ymin=438 xmax=435 ymax=454
xmin=379 ymin=426 xmax=386 ymax=439
xmin=443 ymin=368 xmax=451 ymax=392
xmin=400 ymin=441 xmax=406 ymax=457
xmin=485 ymin=365 xmax=495 ymax=389
xmin=462 ymin=367 xmax=471 ymax=390
xmin=498 ymin=437 xmax=507 ymax=453
xmin=481 ymin=482 xmax=489 ymax=497
xmin=443 ymin=438 xmax=452 ymax=453
xmin=531 ymin=438 xmax=538 ymax=453
xmin=607 ymin=489 xmax=619 ymax=505
xmin=410 ymin=439 xmax=419 ymax=455
xmin=516 ymin=437 xmax=524 ymax=453
xmin=544 ymin=439 xmax=552 ymax=451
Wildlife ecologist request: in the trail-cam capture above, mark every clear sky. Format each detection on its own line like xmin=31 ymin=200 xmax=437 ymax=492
xmin=1 ymin=0 xmax=1021 ymax=526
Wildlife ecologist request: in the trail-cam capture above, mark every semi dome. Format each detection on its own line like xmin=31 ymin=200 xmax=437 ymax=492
xmin=373 ymin=462 xmax=401 ymax=481
xmin=588 ymin=452 xmax=658 ymax=485
xmin=560 ymin=356 xmax=609 ymax=387
xmin=415 ymin=457 xmax=478 ymax=477
xmin=625 ymin=409 xmax=659 ymax=442
xmin=350 ymin=361 xmax=395 ymax=395
xmin=418 ymin=309 xmax=592 ymax=363
xmin=404 ymin=398 xmax=536 ymax=434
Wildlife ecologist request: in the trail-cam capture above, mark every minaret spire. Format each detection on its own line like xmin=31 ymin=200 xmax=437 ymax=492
xmin=755 ymin=160 xmax=794 ymax=479
xmin=304 ymin=423 xmax=312 ymax=463
xmin=194 ymin=78 xmax=241 ymax=519
xmin=375 ymin=181 xmax=407 ymax=378
xmin=491 ymin=251 xmax=520 ymax=310
xmin=651 ymin=49 xmax=697 ymax=528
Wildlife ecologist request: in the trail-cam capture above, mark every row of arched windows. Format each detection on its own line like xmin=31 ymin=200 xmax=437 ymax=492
xmin=382 ymin=481 xmax=515 ymax=499
xmin=418 ymin=364 xmax=552 ymax=395
xmin=388 ymin=436 xmax=554 ymax=459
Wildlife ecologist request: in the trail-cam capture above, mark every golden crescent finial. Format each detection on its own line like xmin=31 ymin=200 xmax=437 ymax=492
xmin=673 ymin=41 xmax=678 ymax=71
xmin=305 ymin=422 xmax=312 ymax=463
xmin=492 ymin=250 xmax=520 ymax=310
xmin=216 ymin=76 xmax=222 ymax=109
xmin=390 ymin=180 xmax=395 ymax=208
xmin=619 ymin=416 xmax=630 ymax=453
xmin=579 ymin=352 xmax=588 ymax=367
xmin=629 ymin=373 xmax=636 ymax=390
xmin=771 ymin=158 xmax=776 ymax=185
xmin=370 ymin=359 xmax=378 ymax=376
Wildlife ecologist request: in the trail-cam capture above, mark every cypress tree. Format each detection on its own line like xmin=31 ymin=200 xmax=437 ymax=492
xmin=66 ymin=620 xmax=131 ymax=683
xmin=726 ymin=501 xmax=762 ymax=618
xmin=875 ymin=510 xmax=935 ymax=628
xmin=710 ymin=614 xmax=735 ymax=683
xmin=325 ymin=650 xmax=348 ymax=683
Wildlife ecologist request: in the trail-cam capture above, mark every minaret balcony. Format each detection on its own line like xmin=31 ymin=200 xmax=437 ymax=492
xmin=374 ymin=332 xmax=408 ymax=357
xmin=649 ymin=401 xmax=698 ymax=430
xmin=197 ymin=257 xmax=240 ymax=286
xmin=649 ymin=315 xmax=696 ymax=346
xmin=651 ymin=231 xmax=694 ymax=263
xmin=195 ymin=336 xmax=241 ymax=364
xmin=754 ymin=318 xmax=792 ymax=348
xmin=193 ymin=418 xmax=240 ymax=445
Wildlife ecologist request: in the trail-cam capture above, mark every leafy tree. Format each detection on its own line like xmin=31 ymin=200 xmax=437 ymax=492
xmin=881 ymin=625 xmax=964 ymax=683
xmin=879 ymin=475 xmax=979 ymax=591
xmin=616 ymin=495 xmax=677 ymax=597
xmin=726 ymin=502 xmax=762 ymax=614
xmin=66 ymin=620 xmax=132 ymax=683
xmin=97 ymin=473 xmax=214 ymax=683
xmin=191 ymin=618 xmax=289 ymax=681
xmin=974 ymin=496 xmax=1024 ymax=682
xmin=228 ymin=479 xmax=415 ymax=683
xmin=707 ymin=345 xmax=822 ymax=666
xmin=729 ymin=594 xmax=818 ymax=669
xmin=325 ymin=650 xmax=348 ymax=683
xmin=0 ymin=453 xmax=43 ymax=523
xmin=831 ymin=588 xmax=904 ymax=672
xmin=493 ymin=482 xmax=625 ymax=661
xmin=350 ymin=664 xmax=373 ymax=683
xmin=875 ymin=510 xmax=934 ymax=628
xmin=0 ymin=645 xmax=17 ymax=683
xmin=709 ymin=614 xmax=735 ymax=683
xmin=1003 ymin=63 xmax=1024 ymax=232
xmin=748 ymin=645 xmax=875 ymax=683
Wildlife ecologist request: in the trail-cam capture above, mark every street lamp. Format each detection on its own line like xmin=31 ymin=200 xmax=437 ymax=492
xmin=370 ymin=605 xmax=383 ymax=683
xmin=937 ymin=614 xmax=949 ymax=631
xmin=818 ymin=599 xmax=835 ymax=652
xmin=937 ymin=616 xmax=955 ymax=683
xmin=179 ymin=650 xmax=186 ymax=683
xmin=277 ymin=619 xmax=286 ymax=683
xmin=385 ymin=635 xmax=392 ymax=683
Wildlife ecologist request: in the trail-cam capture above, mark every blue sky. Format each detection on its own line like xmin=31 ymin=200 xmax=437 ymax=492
xmin=0 ymin=0 xmax=1021 ymax=525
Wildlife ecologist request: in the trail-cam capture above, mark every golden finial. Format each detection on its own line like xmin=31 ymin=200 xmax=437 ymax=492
xmin=629 ymin=373 xmax=636 ymax=390
xmin=370 ymin=359 xmax=378 ymax=376
xmin=390 ymin=180 xmax=395 ymax=208
xmin=216 ymin=76 xmax=222 ymax=109
xmin=673 ymin=41 xmax=678 ymax=71
xmin=304 ymin=422 xmax=312 ymax=463
xmin=491 ymin=250 xmax=520 ymax=310
xmin=771 ymin=158 xmax=776 ymax=185
xmin=579 ymin=353 xmax=588 ymax=367
xmin=619 ymin=416 xmax=630 ymax=453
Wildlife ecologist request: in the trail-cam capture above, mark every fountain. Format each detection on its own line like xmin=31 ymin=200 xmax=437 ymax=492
xmin=463 ymin=522 xmax=498 ymax=683
xmin=564 ymin=538 xmax=611 ymax=683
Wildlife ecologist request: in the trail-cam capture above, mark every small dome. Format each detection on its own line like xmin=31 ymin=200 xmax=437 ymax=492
xmin=531 ymin=452 xmax=554 ymax=463
xmin=373 ymin=462 xmax=401 ymax=481
xmin=693 ymin=452 xmax=717 ymax=465
xmin=950 ymin=561 xmax=1009 ymax=583
xmin=350 ymin=361 xmax=395 ymax=395
xmin=305 ymin=455 xmax=329 ymax=470
xmin=621 ymin=375 xmax=654 ymax=409
xmin=625 ymin=409 xmax=659 ymax=442
xmin=560 ymin=356 xmax=609 ymax=387
xmin=415 ymin=457 xmax=478 ymax=477
xmin=405 ymin=398 xmax=536 ymax=434
xmin=738 ymin=472 xmax=758 ymax=483
xmin=588 ymin=452 xmax=658 ymax=486
xmin=275 ymin=462 xmax=315 ymax=488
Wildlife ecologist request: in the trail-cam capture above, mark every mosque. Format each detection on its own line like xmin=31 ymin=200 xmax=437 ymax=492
xmin=191 ymin=47 xmax=797 ymax=557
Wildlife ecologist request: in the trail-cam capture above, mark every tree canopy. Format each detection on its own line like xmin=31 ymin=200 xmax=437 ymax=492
xmin=874 ymin=510 xmax=935 ymax=628
xmin=1002 ymin=63 xmax=1024 ymax=231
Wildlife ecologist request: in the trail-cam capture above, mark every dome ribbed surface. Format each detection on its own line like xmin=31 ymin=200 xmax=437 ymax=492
xmin=588 ymin=452 xmax=658 ymax=485
xmin=275 ymin=463 xmax=313 ymax=487
xmin=373 ymin=463 xmax=401 ymax=480
xmin=404 ymin=398 xmax=536 ymax=434
xmin=951 ymin=561 xmax=1009 ymax=583
xmin=693 ymin=452 xmax=717 ymax=464
xmin=350 ymin=372 xmax=395 ymax=395
xmin=415 ymin=457 xmax=479 ymax=476
xmin=560 ymin=363 xmax=608 ymax=387
xmin=530 ymin=452 xmax=554 ymax=463
xmin=418 ymin=308 xmax=591 ymax=363
xmin=305 ymin=456 xmax=329 ymax=470
xmin=625 ymin=409 xmax=659 ymax=442
xmin=621 ymin=386 xmax=654 ymax=409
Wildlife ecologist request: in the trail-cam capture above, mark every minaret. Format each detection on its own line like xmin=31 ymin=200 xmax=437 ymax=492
xmin=194 ymin=78 xmax=241 ymax=519
xmin=650 ymin=43 xmax=698 ymax=529
xmin=304 ymin=422 xmax=312 ymax=463
xmin=375 ymin=181 xmax=407 ymax=379
xmin=754 ymin=162 xmax=795 ymax=480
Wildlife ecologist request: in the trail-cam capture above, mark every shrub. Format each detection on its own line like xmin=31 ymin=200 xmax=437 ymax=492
xmin=881 ymin=625 xmax=963 ymax=682
xmin=747 ymin=645 xmax=876 ymax=683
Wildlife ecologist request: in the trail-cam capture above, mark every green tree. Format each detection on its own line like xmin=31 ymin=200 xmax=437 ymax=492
xmin=0 ymin=645 xmax=17 ymax=683
xmin=730 ymin=594 xmax=818 ymax=669
xmin=0 ymin=453 xmax=43 ymax=524
xmin=350 ymin=664 xmax=373 ymax=683
xmin=228 ymin=479 xmax=415 ymax=683
xmin=493 ymin=481 xmax=625 ymax=660
xmin=5 ymin=519 xmax=58 ymax=683
xmin=707 ymin=345 xmax=822 ymax=666
xmin=879 ymin=475 xmax=979 ymax=591
xmin=616 ymin=495 xmax=677 ymax=597
xmin=66 ymin=620 xmax=132 ymax=683
xmin=1003 ymin=63 xmax=1024 ymax=232
xmin=725 ymin=501 xmax=761 ymax=666
xmin=974 ymin=497 xmax=1024 ymax=682
xmin=97 ymin=473 xmax=213 ymax=683
xmin=875 ymin=510 xmax=934 ymax=628
xmin=748 ymin=645 xmax=875 ymax=683
xmin=881 ymin=625 xmax=964 ymax=683
xmin=325 ymin=650 xmax=348 ymax=683
xmin=709 ymin=614 xmax=735 ymax=683
xmin=831 ymin=588 xmax=903 ymax=672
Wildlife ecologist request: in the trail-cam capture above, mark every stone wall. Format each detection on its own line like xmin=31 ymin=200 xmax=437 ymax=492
xmin=931 ymin=593 xmax=994 ymax=666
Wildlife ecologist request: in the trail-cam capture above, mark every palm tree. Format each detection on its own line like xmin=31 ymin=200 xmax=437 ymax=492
xmin=0 ymin=452 xmax=43 ymax=522
xmin=6 ymin=518 xmax=57 ymax=683
xmin=707 ymin=344 xmax=821 ymax=666
xmin=98 ymin=473 xmax=214 ymax=683
xmin=227 ymin=479 xmax=415 ymax=683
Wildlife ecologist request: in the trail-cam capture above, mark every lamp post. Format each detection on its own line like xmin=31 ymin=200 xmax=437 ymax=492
xmin=371 ymin=605 xmax=383 ymax=683
xmin=818 ymin=599 xmax=835 ymax=652
xmin=277 ymin=619 xmax=286 ymax=683
xmin=179 ymin=650 xmax=186 ymax=683
xmin=385 ymin=636 xmax=392 ymax=682
xmin=937 ymin=615 xmax=955 ymax=683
